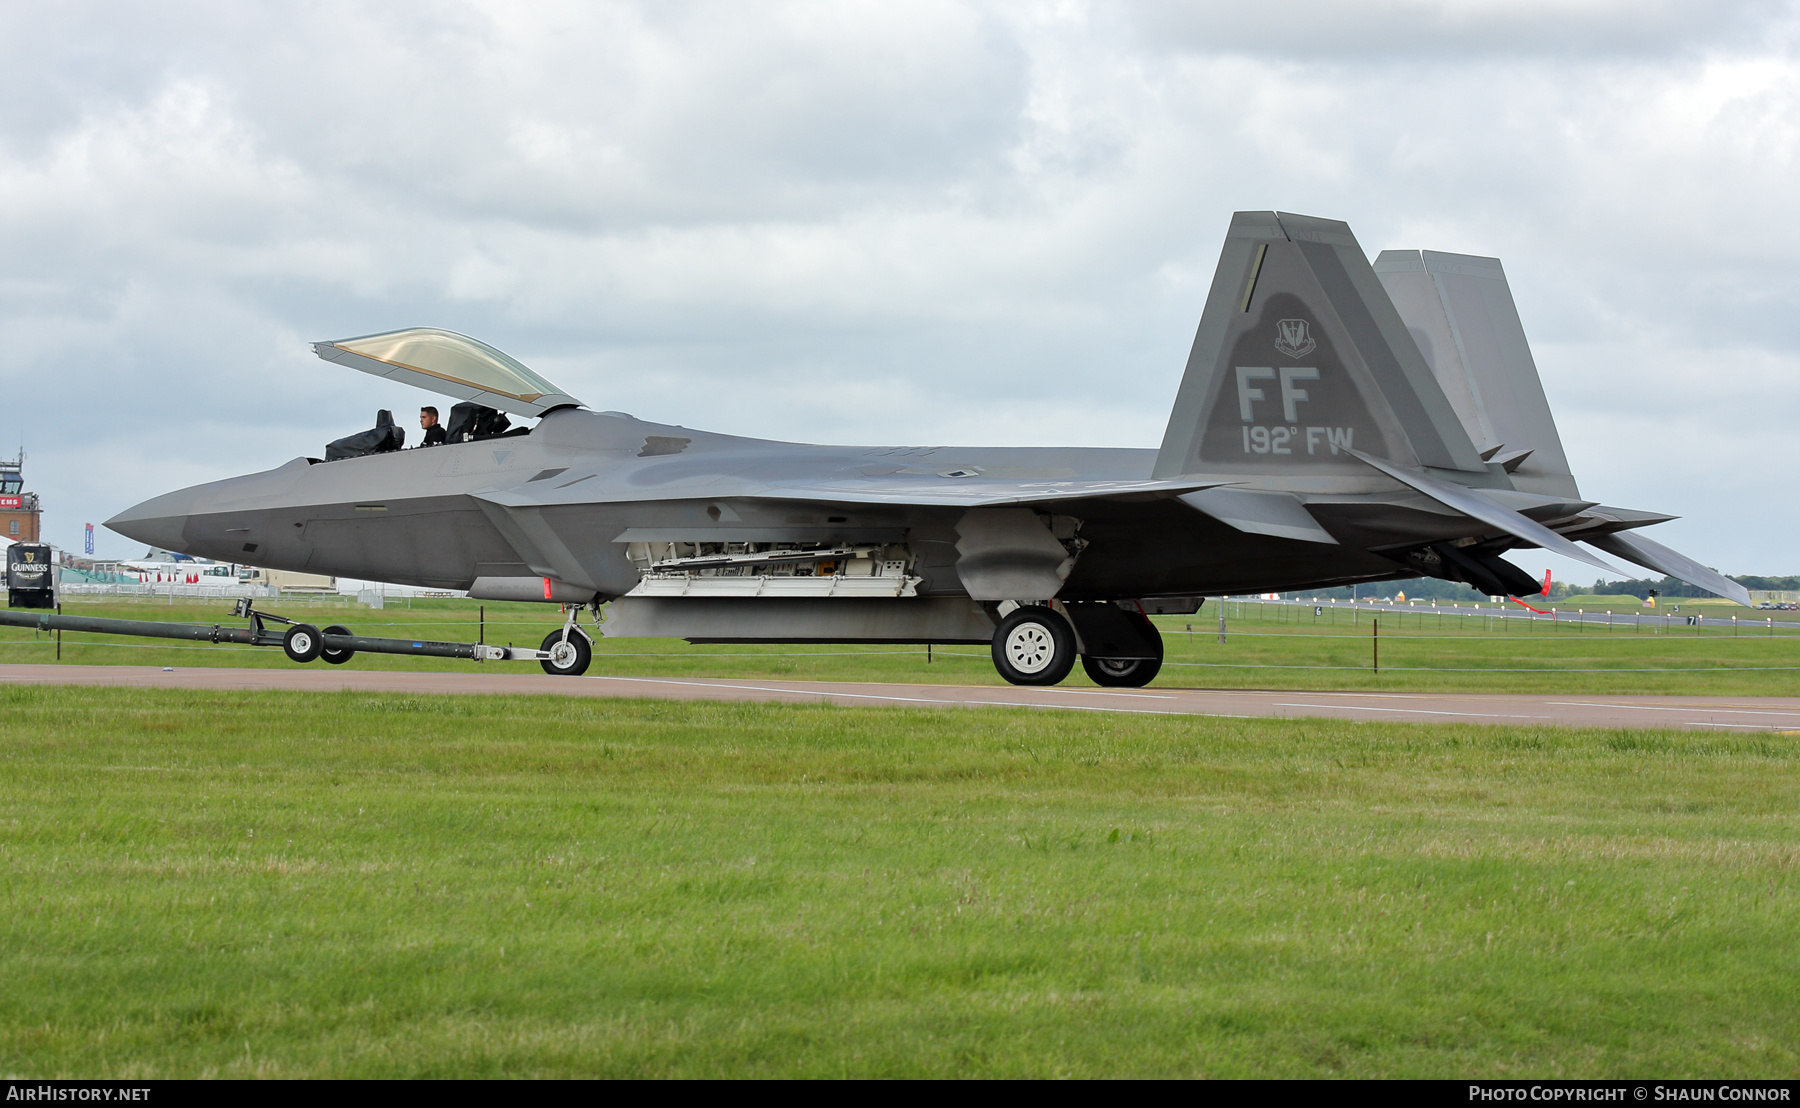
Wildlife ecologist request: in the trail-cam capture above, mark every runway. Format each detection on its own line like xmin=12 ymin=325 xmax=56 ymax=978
xmin=3 ymin=663 xmax=1798 ymax=731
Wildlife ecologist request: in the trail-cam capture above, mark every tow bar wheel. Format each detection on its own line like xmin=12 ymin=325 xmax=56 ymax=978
xmin=991 ymin=605 xmax=1077 ymax=686
xmin=539 ymin=629 xmax=593 ymax=676
xmin=320 ymin=625 xmax=355 ymax=665
xmin=283 ymin=623 xmax=324 ymax=663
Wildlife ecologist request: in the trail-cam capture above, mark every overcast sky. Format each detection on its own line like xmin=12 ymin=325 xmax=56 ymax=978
xmin=3 ymin=0 xmax=1796 ymax=586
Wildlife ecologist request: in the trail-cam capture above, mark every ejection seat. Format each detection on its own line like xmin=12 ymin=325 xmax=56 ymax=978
xmin=324 ymin=409 xmax=406 ymax=461
xmin=311 ymin=328 xmax=572 ymax=453
xmin=445 ymin=402 xmax=512 ymax=443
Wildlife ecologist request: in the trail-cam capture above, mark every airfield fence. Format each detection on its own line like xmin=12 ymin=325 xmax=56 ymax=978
xmin=51 ymin=592 xmax=1798 ymax=630
xmin=1203 ymin=596 xmax=1800 ymax=633
xmin=57 ymin=583 xmax=282 ymax=601
xmin=8 ymin=594 xmax=1800 ymax=675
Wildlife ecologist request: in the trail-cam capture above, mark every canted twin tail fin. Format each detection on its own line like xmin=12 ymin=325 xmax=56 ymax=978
xmin=1373 ymin=249 xmax=1580 ymax=499
xmin=1153 ymin=211 xmax=1488 ymax=480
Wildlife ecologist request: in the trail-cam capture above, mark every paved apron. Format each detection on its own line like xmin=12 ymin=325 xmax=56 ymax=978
xmin=3 ymin=664 xmax=1798 ymax=731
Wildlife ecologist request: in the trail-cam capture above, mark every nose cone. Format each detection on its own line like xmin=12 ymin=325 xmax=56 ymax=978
xmin=107 ymin=457 xmax=315 ymax=559
xmin=106 ymin=488 xmax=201 ymax=553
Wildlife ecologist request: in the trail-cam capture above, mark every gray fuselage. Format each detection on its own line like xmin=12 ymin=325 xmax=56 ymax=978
xmin=109 ymin=407 xmax=1464 ymax=601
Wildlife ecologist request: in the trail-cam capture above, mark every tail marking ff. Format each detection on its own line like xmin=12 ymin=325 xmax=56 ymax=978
xmin=1155 ymin=211 xmax=1487 ymax=480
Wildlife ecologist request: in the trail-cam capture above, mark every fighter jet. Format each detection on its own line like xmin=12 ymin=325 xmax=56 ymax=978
xmin=107 ymin=210 xmax=1748 ymax=686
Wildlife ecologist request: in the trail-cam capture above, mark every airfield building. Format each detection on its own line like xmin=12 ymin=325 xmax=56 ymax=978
xmin=0 ymin=452 xmax=40 ymax=543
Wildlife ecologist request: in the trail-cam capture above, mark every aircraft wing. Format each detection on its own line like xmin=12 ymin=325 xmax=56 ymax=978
xmin=746 ymin=475 xmax=1223 ymax=507
xmin=481 ymin=474 xmax=1223 ymax=511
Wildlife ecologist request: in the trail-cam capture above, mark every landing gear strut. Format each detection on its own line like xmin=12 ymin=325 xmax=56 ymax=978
xmin=989 ymin=603 xmax=1166 ymax=688
xmin=539 ymin=629 xmax=592 ymax=676
xmin=538 ymin=606 xmax=593 ymax=676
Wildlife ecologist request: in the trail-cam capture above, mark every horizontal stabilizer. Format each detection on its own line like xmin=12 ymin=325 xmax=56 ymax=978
xmin=1180 ymin=487 xmax=1338 ymax=544
xmin=1584 ymin=531 xmax=1751 ymax=607
xmin=1347 ymin=449 xmax=1626 ymax=577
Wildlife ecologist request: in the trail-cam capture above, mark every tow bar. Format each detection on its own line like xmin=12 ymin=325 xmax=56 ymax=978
xmin=0 ymin=598 xmax=597 ymax=676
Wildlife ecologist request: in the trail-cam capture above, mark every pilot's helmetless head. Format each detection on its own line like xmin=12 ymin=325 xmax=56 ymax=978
xmin=420 ymin=406 xmax=439 ymax=428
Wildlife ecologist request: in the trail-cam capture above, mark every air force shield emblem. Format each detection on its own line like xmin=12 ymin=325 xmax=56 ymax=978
xmin=1274 ymin=318 xmax=1316 ymax=359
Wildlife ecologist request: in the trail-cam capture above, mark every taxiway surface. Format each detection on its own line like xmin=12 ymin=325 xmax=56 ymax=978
xmin=2 ymin=663 xmax=1797 ymax=731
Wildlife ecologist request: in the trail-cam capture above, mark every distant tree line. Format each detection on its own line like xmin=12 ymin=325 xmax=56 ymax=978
xmin=1274 ymin=574 xmax=1794 ymax=603
xmin=1581 ymin=574 xmax=1800 ymax=599
xmin=1286 ymin=579 xmax=1490 ymax=602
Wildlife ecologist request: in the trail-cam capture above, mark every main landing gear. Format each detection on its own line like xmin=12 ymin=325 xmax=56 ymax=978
xmin=992 ymin=606 xmax=1079 ymax=686
xmin=989 ymin=604 xmax=1164 ymax=689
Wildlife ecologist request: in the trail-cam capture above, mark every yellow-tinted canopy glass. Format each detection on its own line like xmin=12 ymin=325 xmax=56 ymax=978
xmin=312 ymin=328 xmax=582 ymax=417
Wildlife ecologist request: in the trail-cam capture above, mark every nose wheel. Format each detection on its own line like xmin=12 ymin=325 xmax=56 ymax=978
xmin=539 ymin=629 xmax=592 ymax=676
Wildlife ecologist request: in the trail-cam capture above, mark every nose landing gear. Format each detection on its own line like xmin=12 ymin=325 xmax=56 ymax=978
xmin=539 ymin=628 xmax=593 ymax=676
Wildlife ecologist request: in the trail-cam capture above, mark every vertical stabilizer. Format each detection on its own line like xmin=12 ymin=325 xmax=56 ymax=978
xmin=1374 ymin=250 xmax=1578 ymax=498
xmin=1155 ymin=212 xmax=1487 ymax=480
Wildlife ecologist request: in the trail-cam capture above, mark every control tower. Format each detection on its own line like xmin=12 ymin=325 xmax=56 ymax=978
xmin=0 ymin=452 xmax=41 ymax=542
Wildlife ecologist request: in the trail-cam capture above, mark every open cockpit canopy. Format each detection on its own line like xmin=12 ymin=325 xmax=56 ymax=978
xmin=312 ymin=328 xmax=583 ymax=418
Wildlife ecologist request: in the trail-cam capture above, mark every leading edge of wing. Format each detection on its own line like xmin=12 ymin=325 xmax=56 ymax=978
xmin=479 ymin=475 xmax=1225 ymax=510
xmin=756 ymin=476 xmax=1229 ymax=507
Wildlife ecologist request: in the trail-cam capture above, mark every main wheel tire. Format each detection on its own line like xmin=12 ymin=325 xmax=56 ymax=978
xmin=1082 ymin=654 xmax=1163 ymax=687
xmin=539 ymin=629 xmax=592 ymax=677
xmin=1081 ymin=612 xmax=1163 ymax=688
xmin=283 ymin=623 xmax=323 ymax=663
xmin=991 ymin=605 xmax=1077 ymax=686
xmin=320 ymin=624 xmax=355 ymax=665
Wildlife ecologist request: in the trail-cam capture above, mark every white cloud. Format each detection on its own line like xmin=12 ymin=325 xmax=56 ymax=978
xmin=0 ymin=0 xmax=1795 ymax=579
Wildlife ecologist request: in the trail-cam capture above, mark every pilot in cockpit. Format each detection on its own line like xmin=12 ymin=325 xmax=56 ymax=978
xmin=419 ymin=406 xmax=447 ymax=447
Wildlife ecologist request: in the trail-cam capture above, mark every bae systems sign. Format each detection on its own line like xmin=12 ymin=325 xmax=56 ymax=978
xmin=0 ymin=497 xmax=20 ymax=509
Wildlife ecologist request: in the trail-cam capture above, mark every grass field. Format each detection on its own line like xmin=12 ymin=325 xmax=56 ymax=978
xmin=5 ymin=595 xmax=1798 ymax=696
xmin=1 ymin=685 xmax=1796 ymax=1077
